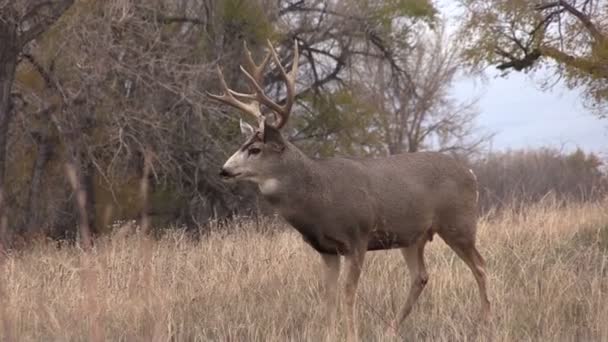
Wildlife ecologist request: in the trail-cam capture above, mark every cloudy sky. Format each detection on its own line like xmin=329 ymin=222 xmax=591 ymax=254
xmin=438 ymin=1 xmax=607 ymax=156
xmin=453 ymin=72 xmax=608 ymax=154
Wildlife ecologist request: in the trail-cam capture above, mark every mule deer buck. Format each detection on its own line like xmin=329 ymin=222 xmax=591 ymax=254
xmin=208 ymin=41 xmax=490 ymax=341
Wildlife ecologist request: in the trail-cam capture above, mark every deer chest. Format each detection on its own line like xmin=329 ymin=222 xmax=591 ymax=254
xmin=284 ymin=216 xmax=350 ymax=255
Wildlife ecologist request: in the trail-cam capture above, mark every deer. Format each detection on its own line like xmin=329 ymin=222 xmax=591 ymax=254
xmin=207 ymin=40 xmax=490 ymax=342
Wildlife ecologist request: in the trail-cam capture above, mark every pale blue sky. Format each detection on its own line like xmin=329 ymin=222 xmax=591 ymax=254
xmin=453 ymin=73 xmax=608 ymax=154
xmin=437 ymin=1 xmax=607 ymax=156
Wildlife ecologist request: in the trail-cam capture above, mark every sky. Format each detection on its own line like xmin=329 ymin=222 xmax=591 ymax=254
xmin=437 ymin=1 xmax=608 ymax=156
xmin=452 ymin=73 xmax=608 ymax=154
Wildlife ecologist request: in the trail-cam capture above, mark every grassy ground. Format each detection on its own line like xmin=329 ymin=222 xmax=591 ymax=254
xmin=1 ymin=198 xmax=607 ymax=341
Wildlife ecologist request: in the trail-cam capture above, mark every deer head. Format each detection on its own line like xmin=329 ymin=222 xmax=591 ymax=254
xmin=207 ymin=40 xmax=299 ymax=183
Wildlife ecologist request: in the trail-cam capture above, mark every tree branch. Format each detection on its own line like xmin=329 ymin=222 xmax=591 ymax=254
xmin=536 ymin=0 xmax=605 ymax=43
xmin=18 ymin=0 xmax=75 ymax=47
xmin=147 ymin=14 xmax=206 ymax=26
xmin=496 ymin=49 xmax=542 ymax=71
xmin=22 ymin=1 xmax=55 ymax=23
xmin=540 ymin=45 xmax=608 ymax=77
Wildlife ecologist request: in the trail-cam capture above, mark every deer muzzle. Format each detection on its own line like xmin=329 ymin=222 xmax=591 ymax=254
xmin=219 ymin=168 xmax=240 ymax=180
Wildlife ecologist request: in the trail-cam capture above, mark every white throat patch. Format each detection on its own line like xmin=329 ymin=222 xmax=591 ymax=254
xmin=259 ymin=178 xmax=281 ymax=195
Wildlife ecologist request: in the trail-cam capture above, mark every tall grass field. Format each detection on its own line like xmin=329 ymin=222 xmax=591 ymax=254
xmin=1 ymin=198 xmax=607 ymax=341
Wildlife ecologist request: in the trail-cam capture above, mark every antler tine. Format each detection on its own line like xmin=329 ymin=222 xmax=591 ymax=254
xmin=243 ymin=41 xmax=271 ymax=84
xmin=207 ymin=41 xmax=299 ymax=130
xmin=239 ymin=42 xmax=286 ymax=125
xmin=206 ymin=66 xmax=264 ymax=122
xmin=264 ymin=39 xmax=298 ymax=129
xmin=237 ymin=54 xmax=288 ymax=124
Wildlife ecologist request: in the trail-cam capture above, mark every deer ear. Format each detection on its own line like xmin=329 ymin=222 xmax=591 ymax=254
xmin=240 ymin=119 xmax=255 ymax=136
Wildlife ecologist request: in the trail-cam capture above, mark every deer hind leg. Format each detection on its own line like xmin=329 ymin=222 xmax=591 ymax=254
xmin=343 ymin=249 xmax=366 ymax=342
xmin=443 ymin=237 xmax=491 ymax=320
xmin=320 ymin=253 xmax=341 ymax=340
xmin=390 ymin=236 xmax=429 ymax=332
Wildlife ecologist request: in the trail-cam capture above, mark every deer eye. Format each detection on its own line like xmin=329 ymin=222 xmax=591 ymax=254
xmin=248 ymin=147 xmax=261 ymax=156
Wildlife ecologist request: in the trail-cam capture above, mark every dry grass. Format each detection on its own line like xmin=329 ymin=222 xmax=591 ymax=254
xmin=1 ymin=198 xmax=608 ymax=341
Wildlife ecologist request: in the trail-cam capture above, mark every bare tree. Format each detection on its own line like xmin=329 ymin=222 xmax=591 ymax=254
xmin=0 ymin=0 xmax=74 ymax=189
xmin=38 ymin=0 xmax=438 ymax=227
xmin=355 ymin=25 xmax=491 ymax=155
xmin=4 ymin=0 xmax=464 ymax=237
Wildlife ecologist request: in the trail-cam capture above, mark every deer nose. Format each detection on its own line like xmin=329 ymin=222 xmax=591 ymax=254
xmin=219 ymin=168 xmax=231 ymax=178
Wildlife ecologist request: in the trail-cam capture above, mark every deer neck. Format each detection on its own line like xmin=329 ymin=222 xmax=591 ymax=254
xmin=258 ymin=145 xmax=318 ymax=203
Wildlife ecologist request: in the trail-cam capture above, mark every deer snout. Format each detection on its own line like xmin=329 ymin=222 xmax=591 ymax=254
xmin=219 ymin=167 xmax=240 ymax=179
xmin=219 ymin=168 xmax=232 ymax=177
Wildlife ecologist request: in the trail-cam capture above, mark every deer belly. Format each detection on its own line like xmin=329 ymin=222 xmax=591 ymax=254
xmin=367 ymin=230 xmax=408 ymax=250
xmin=285 ymin=218 xmax=350 ymax=255
xmin=301 ymin=232 xmax=349 ymax=255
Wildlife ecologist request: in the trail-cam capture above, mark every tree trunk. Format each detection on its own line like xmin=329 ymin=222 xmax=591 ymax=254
xmin=0 ymin=23 xmax=18 ymax=190
xmin=25 ymin=134 xmax=54 ymax=235
xmin=82 ymin=158 xmax=98 ymax=236
xmin=388 ymin=144 xmax=399 ymax=155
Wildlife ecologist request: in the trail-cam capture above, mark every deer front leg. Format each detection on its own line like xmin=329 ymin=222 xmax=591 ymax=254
xmin=321 ymin=253 xmax=341 ymax=340
xmin=343 ymin=249 xmax=366 ymax=342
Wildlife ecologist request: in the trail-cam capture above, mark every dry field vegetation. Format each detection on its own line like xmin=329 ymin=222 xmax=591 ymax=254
xmin=1 ymin=198 xmax=607 ymax=341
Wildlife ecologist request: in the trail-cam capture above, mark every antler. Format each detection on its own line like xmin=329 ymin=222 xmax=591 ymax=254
xmin=243 ymin=41 xmax=271 ymax=85
xmin=206 ymin=65 xmax=265 ymax=124
xmin=207 ymin=40 xmax=299 ymax=130
xmin=240 ymin=40 xmax=299 ymax=129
